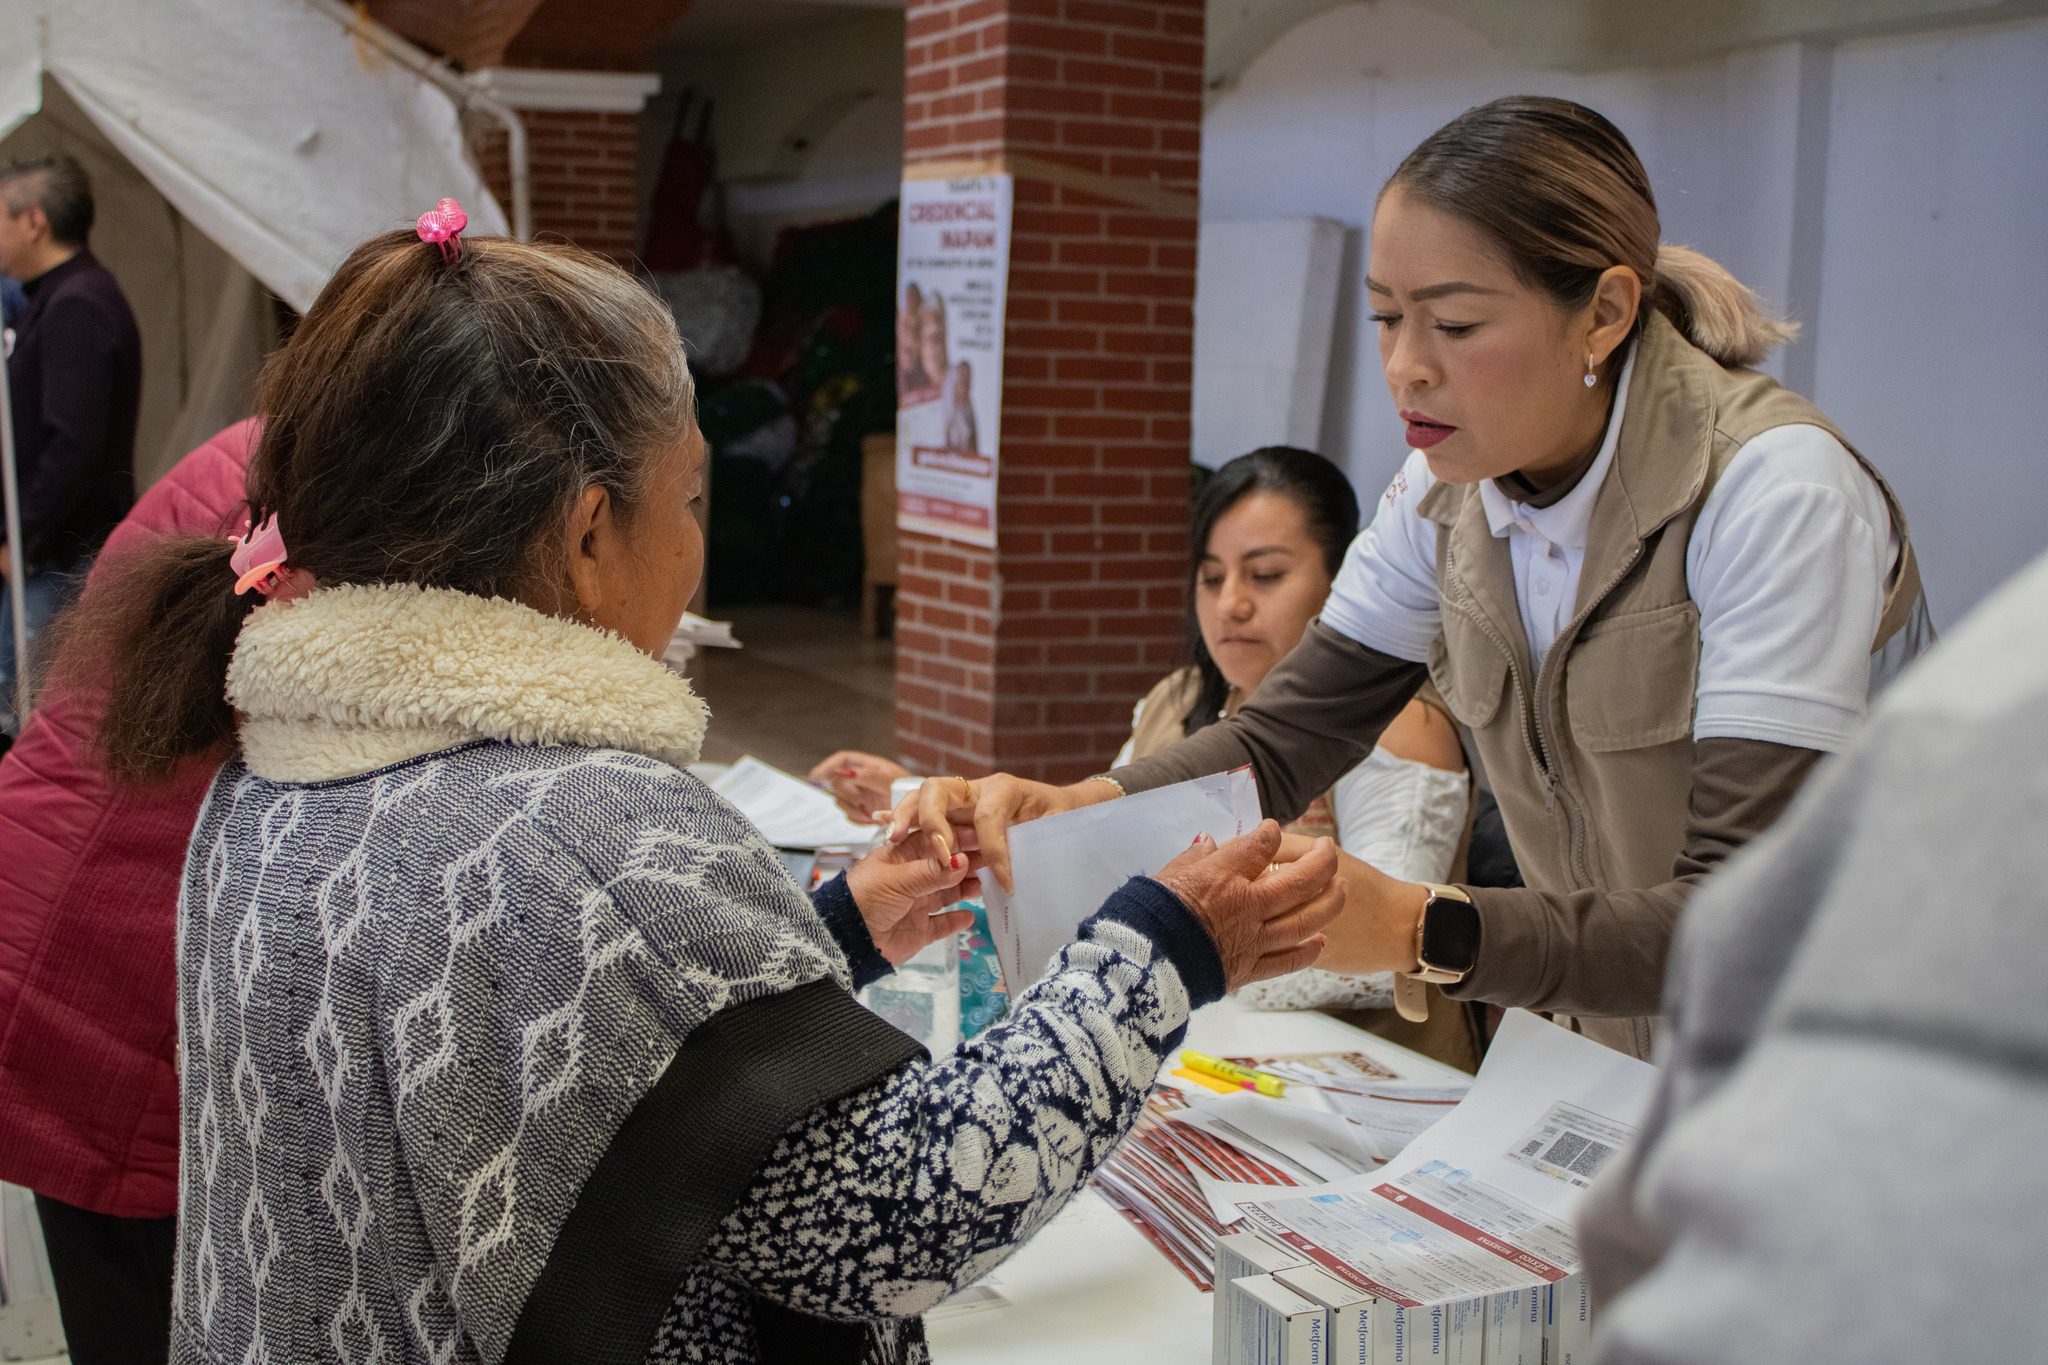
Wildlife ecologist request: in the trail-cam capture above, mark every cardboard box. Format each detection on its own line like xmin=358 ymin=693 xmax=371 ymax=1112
xmin=1485 ymin=1288 xmax=1543 ymax=1365
xmin=1217 ymin=1231 xmax=1312 ymax=1286
xmin=1446 ymin=1298 xmax=1484 ymax=1365
xmin=1374 ymin=1298 xmax=1484 ymax=1365
xmin=1216 ymin=1233 xmax=1313 ymax=1364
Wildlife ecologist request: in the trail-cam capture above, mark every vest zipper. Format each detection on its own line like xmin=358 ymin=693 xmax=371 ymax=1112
xmin=1529 ymin=642 xmax=1580 ymax=875
xmin=1537 ymin=543 xmax=1649 ymax=888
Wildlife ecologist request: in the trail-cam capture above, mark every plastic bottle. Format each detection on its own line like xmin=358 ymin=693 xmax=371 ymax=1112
xmin=860 ymin=934 xmax=962 ymax=1057
xmin=855 ymin=776 xmax=964 ymax=1054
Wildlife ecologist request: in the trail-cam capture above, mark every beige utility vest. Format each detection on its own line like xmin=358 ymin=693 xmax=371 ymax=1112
xmin=1418 ymin=312 xmax=1923 ymax=1059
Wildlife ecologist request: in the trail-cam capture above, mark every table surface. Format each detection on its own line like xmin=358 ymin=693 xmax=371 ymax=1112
xmin=925 ymin=998 xmax=1469 ymax=1363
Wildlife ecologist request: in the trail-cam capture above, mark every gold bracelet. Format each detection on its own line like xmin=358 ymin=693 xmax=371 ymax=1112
xmin=1083 ymin=773 xmax=1127 ymax=797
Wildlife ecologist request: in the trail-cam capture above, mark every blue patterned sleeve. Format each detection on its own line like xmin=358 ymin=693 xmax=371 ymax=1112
xmin=697 ymin=875 xmax=1223 ymax=1319
xmin=808 ymin=873 xmax=892 ymax=991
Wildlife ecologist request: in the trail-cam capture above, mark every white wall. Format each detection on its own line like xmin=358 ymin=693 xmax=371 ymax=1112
xmin=1811 ymin=17 xmax=2048 ymax=617
xmin=1200 ymin=2 xmax=2048 ymax=620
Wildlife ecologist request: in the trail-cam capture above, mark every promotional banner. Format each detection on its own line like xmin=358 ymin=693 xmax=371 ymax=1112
xmin=895 ymin=173 xmax=1012 ymax=547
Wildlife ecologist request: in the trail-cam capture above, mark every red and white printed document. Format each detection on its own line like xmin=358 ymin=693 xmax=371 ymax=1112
xmin=1236 ymin=1011 xmax=1655 ymax=1308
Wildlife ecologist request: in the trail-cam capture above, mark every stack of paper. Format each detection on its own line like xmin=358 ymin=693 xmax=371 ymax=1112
xmin=1091 ymin=1048 xmax=1461 ymax=1291
xmin=1090 ymin=1087 xmax=1296 ymax=1289
xmin=708 ymin=756 xmax=881 ymax=851
xmin=662 ymin=611 xmax=741 ymax=670
xmin=984 ymin=768 xmax=1261 ymax=990
xmin=1224 ymin=1012 xmax=1653 ymax=1361
xmin=1307 ymin=1080 xmax=1471 ymax=1164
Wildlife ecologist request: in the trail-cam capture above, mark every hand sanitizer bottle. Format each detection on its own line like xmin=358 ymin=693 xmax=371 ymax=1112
xmin=857 ymin=776 xmax=963 ymax=1055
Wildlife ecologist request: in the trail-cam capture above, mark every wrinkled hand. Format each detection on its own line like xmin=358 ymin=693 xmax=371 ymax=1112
xmin=1272 ymin=832 xmax=1429 ymax=976
xmin=886 ymin=772 xmax=1118 ymax=891
xmin=845 ymin=828 xmax=982 ymax=964
xmin=1153 ymin=820 xmax=1346 ymax=992
xmin=807 ymin=750 xmax=909 ymax=823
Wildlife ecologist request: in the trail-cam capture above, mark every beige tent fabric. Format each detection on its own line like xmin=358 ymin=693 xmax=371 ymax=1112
xmin=1 ymin=82 xmax=273 ymax=491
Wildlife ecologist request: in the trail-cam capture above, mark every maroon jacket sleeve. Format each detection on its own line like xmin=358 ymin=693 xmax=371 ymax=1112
xmin=0 ymin=419 xmax=255 ymax=1217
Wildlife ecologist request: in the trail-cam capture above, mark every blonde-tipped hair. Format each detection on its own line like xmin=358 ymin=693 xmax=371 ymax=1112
xmin=1390 ymin=97 xmax=1798 ymax=371
xmin=1651 ymin=243 xmax=1798 ymax=368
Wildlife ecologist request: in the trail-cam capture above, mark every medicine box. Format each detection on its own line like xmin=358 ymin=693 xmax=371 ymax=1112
xmin=1219 ymin=1273 xmax=1330 ymax=1365
xmin=1275 ymin=1263 xmax=1380 ymax=1365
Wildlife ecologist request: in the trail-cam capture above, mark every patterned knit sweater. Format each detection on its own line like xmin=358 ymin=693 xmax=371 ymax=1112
xmin=172 ymin=585 xmax=1224 ymax=1365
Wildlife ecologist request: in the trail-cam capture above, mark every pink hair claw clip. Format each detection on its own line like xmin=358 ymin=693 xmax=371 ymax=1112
xmin=416 ymin=197 xmax=469 ymax=262
xmin=229 ymin=513 xmax=315 ymax=602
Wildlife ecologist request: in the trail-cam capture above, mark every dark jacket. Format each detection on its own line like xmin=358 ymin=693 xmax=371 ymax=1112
xmin=6 ymin=250 xmax=142 ymax=573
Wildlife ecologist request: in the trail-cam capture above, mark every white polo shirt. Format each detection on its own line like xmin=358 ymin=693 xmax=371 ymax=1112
xmin=1321 ymin=354 xmax=1909 ymax=754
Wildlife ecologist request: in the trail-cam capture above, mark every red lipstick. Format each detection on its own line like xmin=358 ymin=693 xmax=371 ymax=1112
xmin=1400 ymin=410 xmax=1456 ymax=450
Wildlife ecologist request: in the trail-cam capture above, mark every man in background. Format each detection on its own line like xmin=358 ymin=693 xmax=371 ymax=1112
xmin=0 ymin=152 xmax=140 ymax=732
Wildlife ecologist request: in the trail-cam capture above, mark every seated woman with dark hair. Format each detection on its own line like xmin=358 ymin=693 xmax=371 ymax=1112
xmin=1114 ymin=448 xmax=1474 ymax=1062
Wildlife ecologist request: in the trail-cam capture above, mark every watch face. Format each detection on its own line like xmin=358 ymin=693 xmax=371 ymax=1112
xmin=1421 ymin=894 xmax=1482 ymax=975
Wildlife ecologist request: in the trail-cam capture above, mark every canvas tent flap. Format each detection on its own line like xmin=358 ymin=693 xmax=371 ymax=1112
xmin=13 ymin=0 xmax=506 ymax=312
xmin=0 ymin=6 xmax=39 ymax=142
xmin=1 ymin=82 xmax=277 ymax=486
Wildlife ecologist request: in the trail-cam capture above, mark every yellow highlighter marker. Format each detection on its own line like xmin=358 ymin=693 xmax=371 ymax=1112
xmin=1169 ymin=1066 xmax=1244 ymax=1096
xmin=1181 ymin=1051 xmax=1287 ymax=1098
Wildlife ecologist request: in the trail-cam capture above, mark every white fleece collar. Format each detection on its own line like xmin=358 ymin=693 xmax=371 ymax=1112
xmin=226 ymin=583 xmax=709 ymax=782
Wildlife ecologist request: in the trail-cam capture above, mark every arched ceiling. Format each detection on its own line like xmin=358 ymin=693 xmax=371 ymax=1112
xmin=1208 ymin=0 xmax=2048 ymax=95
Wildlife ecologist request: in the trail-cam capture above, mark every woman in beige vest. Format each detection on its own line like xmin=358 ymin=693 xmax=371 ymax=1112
xmin=893 ymin=96 xmax=1928 ymax=1060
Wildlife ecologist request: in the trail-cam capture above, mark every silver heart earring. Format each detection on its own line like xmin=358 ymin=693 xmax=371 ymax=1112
xmin=1583 ymin=355 xmax=1598 ymax=388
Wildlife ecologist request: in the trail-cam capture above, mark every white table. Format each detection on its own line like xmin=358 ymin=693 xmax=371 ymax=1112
xmin=926 ymin=998 xmax=1468 ymax=1363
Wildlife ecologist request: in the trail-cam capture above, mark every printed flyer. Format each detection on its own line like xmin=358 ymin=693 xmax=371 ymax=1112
xmin=895 ymin=172 xmax=1012 ymax=547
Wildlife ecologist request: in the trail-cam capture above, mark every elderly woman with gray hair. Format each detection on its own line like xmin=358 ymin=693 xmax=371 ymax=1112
xmin=51 ymin=223 xmax=1343 ymax=1365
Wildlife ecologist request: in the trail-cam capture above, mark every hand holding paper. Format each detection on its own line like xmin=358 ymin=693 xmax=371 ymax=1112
xmin=1154 ymin=823 xmax=1345 ymax=992
xmin=886 ymin=770 xmax=1116 ymax=889
xmin=977 ymin=770 xmax=1344 ymax=992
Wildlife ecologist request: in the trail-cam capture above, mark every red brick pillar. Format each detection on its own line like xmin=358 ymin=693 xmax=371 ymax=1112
xmin=467 ymin=70 xmax=661 ymax=261
xmin=896 ymin=0 xmax=1204 ymax=782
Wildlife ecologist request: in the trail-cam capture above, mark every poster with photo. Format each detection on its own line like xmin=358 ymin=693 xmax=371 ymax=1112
xmin=895 ymin=173 xmax=1012 ymax=548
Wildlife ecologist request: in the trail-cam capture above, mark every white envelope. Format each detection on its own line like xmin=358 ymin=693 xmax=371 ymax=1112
xmin=982 ymin=768 xmax=1262 ymax=990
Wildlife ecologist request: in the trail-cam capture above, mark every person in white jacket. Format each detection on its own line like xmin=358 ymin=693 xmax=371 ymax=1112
xmin=1103 ymin=447 xmax=1471 ymax=1057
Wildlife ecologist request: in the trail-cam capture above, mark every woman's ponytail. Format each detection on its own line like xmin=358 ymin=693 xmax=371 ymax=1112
xmin=47 ymin=534 xmax=258 ymax=784
xmin=1651 ymin=243 xmax=1798 ymax=368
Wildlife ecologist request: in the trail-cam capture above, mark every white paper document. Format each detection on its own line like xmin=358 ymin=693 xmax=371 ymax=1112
xmin=1237 ymin=1011 xmax=1656 ymax=1308
xmin=982 ymin=768 xmax=1262 ymax=989
xmin=1316 ymin=1081 xmax=1470 ymax=1163
xmin=710 ymin=756 xmax=881 ymax=852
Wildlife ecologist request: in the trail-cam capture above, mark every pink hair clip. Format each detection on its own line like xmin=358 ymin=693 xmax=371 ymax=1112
xmin=416 ymin=197 xmax=468 ymax=262
xmin=229 ymin=513 xmax=315 ymax=602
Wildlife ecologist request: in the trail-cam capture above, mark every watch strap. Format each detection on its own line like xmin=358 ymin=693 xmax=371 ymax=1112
xmin=1393 ymin=972 xmax=1431 ymax=1023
